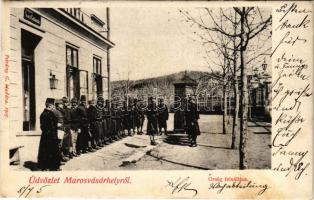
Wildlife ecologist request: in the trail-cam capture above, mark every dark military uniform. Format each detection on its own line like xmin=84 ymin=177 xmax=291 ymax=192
xmin=116 ymin=106 xmax=125 ymax=137
xmin=122 ymin=102 xmax=130 ymax=135
xmin=134 ymin=102 xmax=144 ymax=134
xmin=111 ymin=104 xmax=119 ymax=140
xmin=146 ymin=103 xmax=158 ymax=135
xmin=138 ymin=107 xmax=145 ymax=134
xmin=103 ymin=102 xmax=112 ymax=143
xmin=185 ymin=101 xmax=200 ymax=146
xmin=76 ymin=102 xmax=90 ymax=153
xmin=69 ymin=98 xmax=80 ymax=155
xmin=60 ymin=104 xmax=72 ymax=156
xmin=54 ymin=104 xmax=70 ymax=162
xmin=130 ymin=104 xmax=136 ymax=134
xmin=87 ymin=103 xmax=97 ymax=148
xmin=95 ymin=104 xmax=104 ymax=146
xmin=157 ymin=103 xmax=169 ymax=134
xmin=38 ymin=99 xmax=61 ymax=171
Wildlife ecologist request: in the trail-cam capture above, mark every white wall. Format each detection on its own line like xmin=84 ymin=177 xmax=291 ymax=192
xmin=10 ymin=8 xmax=110 ymax=135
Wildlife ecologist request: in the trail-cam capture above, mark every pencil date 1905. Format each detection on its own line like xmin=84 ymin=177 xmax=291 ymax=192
xmin=17 ymin=184 xmax=51 ymax=198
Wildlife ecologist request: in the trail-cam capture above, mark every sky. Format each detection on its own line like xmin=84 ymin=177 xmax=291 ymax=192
xmin=110 ymin=8 xmax=210 ymax=81
xmin=109 ymin=7 xmax=272 ymax=81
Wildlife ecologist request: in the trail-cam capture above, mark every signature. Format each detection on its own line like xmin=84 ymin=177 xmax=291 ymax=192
xmin=17 ymin=184 xmax=51 ymax=198
xmin=164 ymin=176 xmax=198 ymax=197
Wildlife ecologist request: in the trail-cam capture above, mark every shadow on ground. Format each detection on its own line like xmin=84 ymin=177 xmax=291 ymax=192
xmin=163 ymin=134 xmax=191 ymax=146
xmin=164 ymin=134 xmax=232 ymax=150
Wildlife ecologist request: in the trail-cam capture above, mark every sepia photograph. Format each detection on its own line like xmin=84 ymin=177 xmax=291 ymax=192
xmin=9 ymin=7 xmax=272 ymax=171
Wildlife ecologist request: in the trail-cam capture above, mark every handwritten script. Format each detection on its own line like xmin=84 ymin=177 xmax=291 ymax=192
xmin=164 ymin=176 xmax=198 ymax=197
xmin=272 ymin=3 xmax=312 ymax=180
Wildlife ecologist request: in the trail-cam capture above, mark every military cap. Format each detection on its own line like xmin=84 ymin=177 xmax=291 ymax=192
xmin=62 ymin=96 xmax=69 ymax=103
xmin=97 ymin=96 xmax=104 ymax=102
xmin=45 ymin=98 xmax=55 ymax=105
xmin=71 ymin=97 xmax=78 ymax=103
xmin=80 ymin=95 xmax=87 ymax=102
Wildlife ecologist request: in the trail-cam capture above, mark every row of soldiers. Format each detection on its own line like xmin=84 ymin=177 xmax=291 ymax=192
xmin=37 ymin=95 xmax=169 ymax=171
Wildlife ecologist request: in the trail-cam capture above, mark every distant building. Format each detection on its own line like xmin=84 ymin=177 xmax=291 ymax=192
xmin=9 ymin=8 xmax=114 ymax=135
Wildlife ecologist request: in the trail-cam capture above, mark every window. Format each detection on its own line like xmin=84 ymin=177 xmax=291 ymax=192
xmin=80 ymin=70 xmax=89 ymax=99
xmin=92 ymin=56 xmax=103 ymax=99
xmin=92 ymin=56 xmax=109 ymax=99
xmin=66 ymin=45 xmax=79 ymax=99
xmin=66 ymin=46 xmax=78 ymax=68
xmin=93 ymin=57 xmax=102 ymax=75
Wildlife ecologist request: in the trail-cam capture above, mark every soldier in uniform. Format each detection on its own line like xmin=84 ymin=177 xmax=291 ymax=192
xmin=116 ymin=103 xmax=125 ymax=138
xmin=134 ymin=98 xmax=142 ymax=135
xmin=157 ymin=98 xmax=169 ymax=135
xmin=185 ymin=96 xmax=200 ymax=147
xmin=76 ymin=95 xmax=91 ymax=154
xmin=126 ymin=98 xmax=135 ymax=136
xmin=122 ymin=100 xmax=130 ymax=136
xmin=146 ymin=97 xmax=158 ymax=145
xmin=61 ymin=97 xmax=73 ymax=158
xmin=87 ymin=99 xmax=98 ymax=150
xmin=54 ymin=99 xmax=69 ymax=163
xmin=103 ymin=99 xmax=112 ymax=144
xmin=110 ymin=101 xmax=120 ymax=141
xmin=69 ymin=97 xmax=79 ymax=157
xmin=138 ymin=99 xmax=145 ymax=134
xmin=96 ymin=96 xmax=105 ymax=147
xmin=37 ymin=98 xmax=61 ymax=171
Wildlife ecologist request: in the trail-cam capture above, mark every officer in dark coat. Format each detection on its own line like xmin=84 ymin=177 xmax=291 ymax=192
xmin=185 ymin=96 xmax=200 ymax=147
xmin=37 ymin=98 xmax=61 ymax=171
xmin=76 ymin=95 xmax=91 ymax=154
xmin=70 ymin=97 xmax=79 ymax=156
xmin=146 ymin=97 xmax=158 ymax=145
xmin=157 ymin=98 xmax=169 ymax=135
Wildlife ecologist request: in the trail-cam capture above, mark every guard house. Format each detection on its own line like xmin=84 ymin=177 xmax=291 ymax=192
xmin=173 ymin=72 xmax=197 ymax=134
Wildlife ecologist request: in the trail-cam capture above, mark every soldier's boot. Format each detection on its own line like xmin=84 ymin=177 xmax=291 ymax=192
xmin=60 ymin=152 xmax=69 ymax=162
xmin=106 ymin=137 xmax=112 ymax=144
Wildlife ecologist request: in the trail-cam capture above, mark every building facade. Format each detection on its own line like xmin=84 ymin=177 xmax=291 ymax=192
xmin=9 ymin=8 xmax=114 ymax=135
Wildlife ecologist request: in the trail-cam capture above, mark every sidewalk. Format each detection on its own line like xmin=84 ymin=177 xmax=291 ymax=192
xmin=11 ymin=134 xmax=165 ymax=171
xmin=11 ymin=114 xmax=271 ymax=170
xmin=62 ymin=134 xmax=165 ymax=170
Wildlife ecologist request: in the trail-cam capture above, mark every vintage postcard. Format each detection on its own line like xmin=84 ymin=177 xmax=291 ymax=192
xmin=0 ymin=0 xmax=312 ymax=199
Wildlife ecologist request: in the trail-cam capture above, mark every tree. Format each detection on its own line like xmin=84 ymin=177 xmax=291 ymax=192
xmin=180 ymin=7 xmax=272 ymax=169
xmin=113 ymin=66 xmax=134 ymax=105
